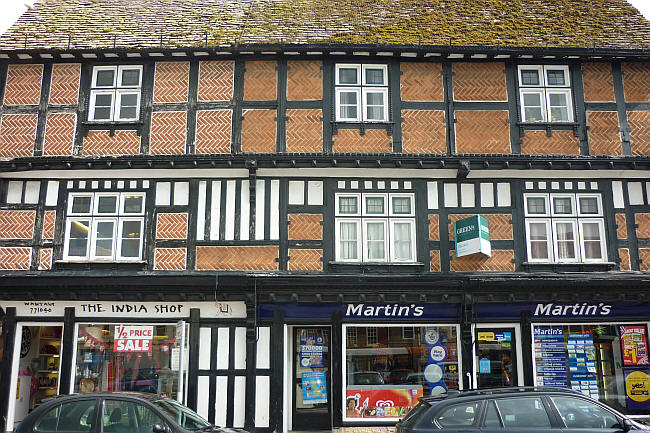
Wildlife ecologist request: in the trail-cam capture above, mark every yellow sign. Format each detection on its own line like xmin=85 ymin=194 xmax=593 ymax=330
xmin=626 ymin=371 xmax=650 ymax=402
xmin=16 ymin=377 xmax=20 ymax=399
xmin=478 ymin=332 xmax=495 ymax=341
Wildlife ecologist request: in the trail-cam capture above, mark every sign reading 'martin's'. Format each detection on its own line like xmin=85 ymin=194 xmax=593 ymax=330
xmin=454 ymin=215 xmax=491 ymax=257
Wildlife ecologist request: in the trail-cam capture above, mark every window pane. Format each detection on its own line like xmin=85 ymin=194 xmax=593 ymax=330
xmin=365 ymin=197 xmax=384 ymax=214
xmin=123 ymin=195 xmax=143 ymax=214
xmin=546 ymin=69 xmax=567 ymax=86
xmin=72 ymin=196 xmax=92 ymax=214
xmin=579 ymin=197 xmax=599 ymax=214
xmin=520 ymin=69 xmax=540 ymax=86
xmin=553 ymin=197 xmax=573 ymax=214
xmin=366 ymin=92 xmax=384 ymax=106
xmin=95 ymin=94 xmax=113 ymax=107
xmin=135 ymin=402 xmax=165 ymax=433
xmin=95 ymin=70 xmax=115 ymax=87
xmin=436 ymin=402 xmax=480 ymax=427
xmin=120 ymin=68 xmax=141 ymax=86
xmin=393 ymin=222 xmax=413 ymax=261
xmin=35 ymin=405 xmax=60 ymax=432
xmin=97 ymin=196 xmax=118 ymax=214
xmin=529 ymin=222 xmax=549 ymax=260
xmin=366 ymin=222 xmax=385 ymax=260
xmin=523 ymin=92 xmax=542 ymax=106
xmin=526 ymin=197 xmax=546 ymax=214
xmin=556 ymin=222 xmax=576 ymax=259
xmin=582 ymin=222 xmax=603 ymax=260
xmin=392 ymin=197 xmax=411 ymax=214
xmin=340 ymin=91 xmax=358 ymax=105
xmin=340 ymin=221 xmax=358 ymax=260
xmin=550 ymin=396 xmax=619 ymax=429
xmin=341 ymin=105 xmax=358 ymax=119
xmin=496 ymin=397 xmax=551 ymax=428
xmin=118 ymin=93 xmax=138 ymax=119
xmin=103 ymin=399 xmax=132 ymax=432
xmin=483 ymin=401 xmax=501 ymax=428
xmin=56 ymin=400 xmax=96 ymax=432
xmin=69 ymin=220 xmax=90 ymax=257
xmin=339 ymin=197 xmax=358 ymax=214
xmin=365 ymin=68 xmax=385 ymax=85
xmin=339 ymin=67 xmax=358 ymax=84
xmin=93 ymin=93 xmax=113 ymax=120
xmin=120 ymin=239 xmax=140 ymax=258
xmin=93 ymin=107 xmax=112 ymax=121
xmin=366 ymin=105 xmax=384 ymax=121
xmin=549 ymin=92 xmax=569 ymax=122
xmin=94 ymin=221 xmax=114 ymax=257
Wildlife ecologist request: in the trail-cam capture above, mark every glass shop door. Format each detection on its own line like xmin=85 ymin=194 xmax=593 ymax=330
xmin=474 ymin=327 xmax=519 ymax=388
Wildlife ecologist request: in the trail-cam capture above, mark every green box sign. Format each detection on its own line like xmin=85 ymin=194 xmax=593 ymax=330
xmin=454 ymin=215 xmax=491 ymax=257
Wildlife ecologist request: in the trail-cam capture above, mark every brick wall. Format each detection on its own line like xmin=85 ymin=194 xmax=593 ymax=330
xmin=156 ymin=213 xmax=188 ymax=239
xmin=520 ymin=130 xmax=579 ymax=155
xmin=195 ymin=110 xmax=232 ymax=154
xmin=82 ymin=130 xmax=141 ymax=156
xmin=640 ymin=248 xmax=650 ymax=272
xmin=582 ymin=63 xmax=615 ymax=102
xmin=400 ymin=62 xmax=443 ymax=101
xmin=288 ymin=214 xmax=322 ymax=240
xmin=332 ymin=129 xmax=392 ymax=153
xmin=453 ymin=62 xmax=506 ymax=101
xmin=0 ymin=113 xmax=38 ymax=157
xmin=401 ymin=110 xmax=446 ymax=154
xmin=0 ymin=247 xmax=31 ymax=270
xmin=0 ymin=210 xmax=35 ymax=239
xmin=196 ymin=245 xmax=278 ymax=270
xmin=450 ymin=249 xmax=515 ymax=272
xmin=635 ymin=214 xmax=650 ymax=239
xmin=43 ymin=113 xmax=76 ymax=156
xmin=616 ymin=213 xmax=627 ymax=239
xmin=150 ymin=111 xmax=187 ymax=154
xmin=628 ymin=111 xmax=650 ymax=156
xmin=42 ymin=210 xmax=56 ymax=240
xmin=154 ymin=248 xmax=187 ymax=270
xmin=430 ymin=250 xmax=441 ymax=272
xmin=153 ymin=62 xmax=189 ymax=103
xmin=198 ymin=61 xmax=234 ymax=101
xmin=286 ymin=109 xmax=322 ymax=153
xmin=49 ymin=63 xmax=80 ymax=105
xmin=39 ymin=248 xmax=52 ymax=271
xmin=455 ymin=110 xmax=510 ymax=154
xmin=587 ymin=111 xmax=621 ymax=156
xmin=244 ymin=61 xmax=277 ymax=101
xmin=288 ymin=248 xmax=322 ymax=271
xmin=287 ymin=61 xmax=322 ymax=100
xmin=3 ymin=64 xmax=42 ymax=105
xmin=241 ymin=109 xmax=276 ymax=152
xmin=619 ymin=248 xmax=631 ymax=271
xmin=622 ymin=62 xmax=649 ymax=103
xmin=429 ymin=214 xmax=439 ymax=241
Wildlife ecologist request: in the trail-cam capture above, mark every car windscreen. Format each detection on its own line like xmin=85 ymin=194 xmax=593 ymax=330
xmin=152 ymin=399 xmax=211 ymax=430
xmin=398 ymin=401 xmax=431 ymax=428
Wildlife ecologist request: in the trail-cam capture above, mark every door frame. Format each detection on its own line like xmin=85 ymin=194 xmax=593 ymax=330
xmin=471 ymin=323 xmax=523 ymax=389
xmin=286 ymin=324 xmax=332 ymax=432
xmin=6 ymin=322 xmax=65 ymax=431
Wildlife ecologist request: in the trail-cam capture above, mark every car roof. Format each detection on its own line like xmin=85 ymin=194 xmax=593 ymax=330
xmin=420 ymin=386 xmax=589 ymax=403
xmin=41 ymin=392 xmax=167 ymax=404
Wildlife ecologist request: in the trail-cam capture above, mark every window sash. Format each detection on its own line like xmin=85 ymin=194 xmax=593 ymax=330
xmin=90 ymin=218 xmax=117 ymax=260
xmin=362 ymin=194 xmax=387 ymax=216
xmin=544 ymin=66 xmax=570 ymax=87
xmin=578 ymin=219 xmax=606 ymax=262
xmin=335 ymin=64 xmax=361 ymax=85
xmin=88 ymin=90 xmax=116 ymax=121
xmin=389 ymin=194 xmax=415 ymax=216
xmin=390 ymin=219 xmax=415 ymax=262
xmin=525 ymin=219 xmax=552 ymax=262
xmin=120 ymin=192 xmax=146 ymax=215
xmin=520 ymin=89 xmax=546 ymax=123
xmin=115 ymin=90 xmax=141 ymax=121
xmin=117 ymin=217 xmax=144 ymax=260
xmin=362 ymin=64 xmax=388 ymax=86
xmin=336 ymin=219 xmax=362 ymax=262
xmin=546 ymin=89 xmax=573 ymax=122
xmin=68 ymin=193 xmax=94 ymax=215
xmin=550 ymin=194 xmax=575 ymax=217
xmin=336 ymin=193 xmax=361 ymax=216
xmin=336 ymin=88 xmax=361 ymax=121
xmin=518 ymin=66 xmax=544 ymax=87
xmin=92 ymin=66 xmax=117 ymax=88
xmin=362 ymin=88 xmax=388 ymax=122
xmin=552 ymin=219 xmax=579 ymax=262
xmin=362 ymin=219 xmax=388 ymax=262
xmin=93 ymin=193 xmax=120 ymax=215
xmin=524 ymin=194 xmax=549 ymax=216
xmin=577 ymin=194 xmax=602 ymax=216
xmin=117 ymin=65 xmax=143 ymax=88
xmin=64 ymin=218 xmax=91 ymax=260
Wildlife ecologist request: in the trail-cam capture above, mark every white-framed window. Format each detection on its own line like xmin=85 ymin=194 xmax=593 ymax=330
xmin=366 ymin=326 xmax=377 ymax=345
xmin=63 ymin=192 xmax=145 ymax=261
xmin=524 ymin=193 xmax=606 ymax=263
xmin=335 ymin=64 xmax=388 ymax=122
xmin=518 ymin=65 xmax=573 ymax=123
xmin=335 ymin=192 xmax=416 ymax=263
xmin=89 ymin=65 xmax=143 ymax=122
xmin=346 ymin=327 xmax=358 ymax=346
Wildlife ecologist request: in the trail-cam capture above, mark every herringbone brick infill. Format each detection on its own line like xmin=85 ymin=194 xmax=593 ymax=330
xmin=0 ymin=210 xmax=35 ymax=239
xmin=289 ymin=214 xmax=322 ymax=240
xmin=0 ymin=247 xmax=31 ymax=270
xmin=156 ymin=213 xmax=188 ymax=239
xmin=196 ymin=245 xmax=278 ymax=270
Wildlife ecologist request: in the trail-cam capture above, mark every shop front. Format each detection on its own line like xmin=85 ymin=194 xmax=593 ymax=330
xmin=1 ymin=300 xmax=246 ymax=431
xmin=475 ymin=301 xmax=650 ymax=420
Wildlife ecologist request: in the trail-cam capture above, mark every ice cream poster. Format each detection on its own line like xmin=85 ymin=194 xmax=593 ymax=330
xmin=345 ymin=388 xmax=423 ymax=418
xmin=302 ymin=371 xmax=327 ymax=404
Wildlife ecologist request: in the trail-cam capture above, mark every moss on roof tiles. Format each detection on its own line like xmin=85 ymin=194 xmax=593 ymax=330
xmin=0 ymin=0 xmax=648 ymax=50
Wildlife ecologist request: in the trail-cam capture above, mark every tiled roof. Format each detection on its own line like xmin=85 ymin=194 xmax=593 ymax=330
xmin=0 ymin=0 xmax=648 ymax=50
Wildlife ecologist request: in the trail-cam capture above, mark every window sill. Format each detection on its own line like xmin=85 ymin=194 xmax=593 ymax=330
xmin=521 ymin=261 xmax=617 ymax=272
xmin=328 ymin=261 xmax=424 ymax=273
xmin=81 ymin=120 xmax=144 ymax=126
xmin=53 ymin=260 xmax=147 ymax=271
xmin=517 ymin=121 xmax=578 ymax=127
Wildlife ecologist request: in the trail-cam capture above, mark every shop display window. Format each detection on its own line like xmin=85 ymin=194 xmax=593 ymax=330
xmin=344 ymin=325 xmax=460 ymax=421
xmin=75 ymin=324 xmax=180 ymax=399
xmin=533 ymin=323 xmax=650 ymax=416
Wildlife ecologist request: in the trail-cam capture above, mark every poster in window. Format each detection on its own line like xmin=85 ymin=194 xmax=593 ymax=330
xmin=345 ymin=388 xmax=422 ymax=418
xmin=620 ymin=326 xmax=649 ymax=366
xmin=113 ymin=325 xmax=153 ymax=352
xmin=624 ymin=369 xmax=650 ymax=412
xmin=302 ymin=371 xmax=327 ymax=404
xmin=300 ymin=331 xmax=324 ymax=367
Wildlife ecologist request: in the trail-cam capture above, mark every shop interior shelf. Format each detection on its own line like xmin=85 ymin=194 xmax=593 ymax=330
xmin=39 ymin=354 xmax=60 ymax=357
xmin=38 ymin=387 xmax=57 ymax=390
xmin=37 ymin=370 xmax=59 ymax=374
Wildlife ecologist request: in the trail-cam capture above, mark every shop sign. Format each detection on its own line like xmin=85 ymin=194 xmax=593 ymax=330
xmin=0 ymin=301 xmax=246 ymax=318
xmin=113 ymin=325 xmax=153 ymax=352
xmin=302 ymin=371 xmax=327 ymax=404
xmin=620 ymin=326 xmax=649 ymax=366
xmin=259 ymin=302 xmax=460 ymax=319
xmin=346 ymin=388 xmax=422 ymax=419
xmin=300 ymin=332 xmax=324 ymax=367
xmin=533 ymin=327 xmax=568 ymax=387
xmin=454 ymin=215 xmax=491 ymax=258
xmin=478 ymin=331 xmax=511 ymax=342
xmin=625 ymin=370 xmax=650 ymax=411
xmin=475 ymin=302 xmax=650 ymax=319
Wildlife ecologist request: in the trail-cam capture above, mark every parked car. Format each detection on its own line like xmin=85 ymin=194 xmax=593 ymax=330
xmin=14 ymin=392 xmax=248 ymax=433
xmin=395 ymin=387 xmax=650 ymax=432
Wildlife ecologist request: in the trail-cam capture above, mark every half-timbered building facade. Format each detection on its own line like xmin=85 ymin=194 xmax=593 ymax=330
xmin=0 ymin=0 xmax=649 ymax=432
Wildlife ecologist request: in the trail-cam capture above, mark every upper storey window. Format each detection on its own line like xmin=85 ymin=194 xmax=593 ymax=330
xmin=518 ymin=65 xmax=573 ymax=123
xmin=335 ymin=64 xmax=388 ymax=122
xmin=88 ymin=65 xmax=142 ymax=122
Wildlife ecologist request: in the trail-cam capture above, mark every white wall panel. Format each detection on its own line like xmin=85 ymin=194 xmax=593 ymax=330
xmin=307 ymin=181 xmax=323 ymax=205
xmin=460 ymin=184 xmax=475 ymax=208
xmin=240 ymin=180 xmax=250 ymax=240
xmin=216 ymin=328 xmax=230 ymax=370
xmin=233 ymin=376 xmax=246 ymax=428
xmin=225 ymin=180 xmax=236 ymax=240
xmin=155 ymin=182 xmax=171 ymax=206
xmin=214 ymin=376 xmax=228 ymax=427
xmin=612 ymin=181 xmax=624 ymax=208
xmin=255 ymin=179 xmax=266 ymax=240
xmin=197 ymin=376 xmax=210 ymax=419
xmin=427 ymin=181 xmax=438 ymax=209
xmin=210 ymin=181 xmax=221 ymax=240
xmin=197 ymin=181 xmax=206 ymax=240
xmin=45 ymin=181 xmax=59 ymax=206
xmin=497 ymin=183 xmax=511 ymax=207
xmin=628 ymin=182 xmax=644 ymax=205
xmin=234 ymin=327 xmax=246 ymax=369
xmin=270 ymin=180 xmax=280 ymax=240
xmin=480 ymin=183 xmax=494 ymax=207
xmin=198 ymin=327 xmax=211 ymax=370
xmin=174 ymin=181 xmax=189 ymax=205
xmin=256 ymin=327 xmax=270 ymax=369
xmin=288 ymin=181 xmax=304 ymax=205
xmin=255 ymin=376 xmax=270 ymax=427
xmin=444 ymin=183 xmax=458 ymax=208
